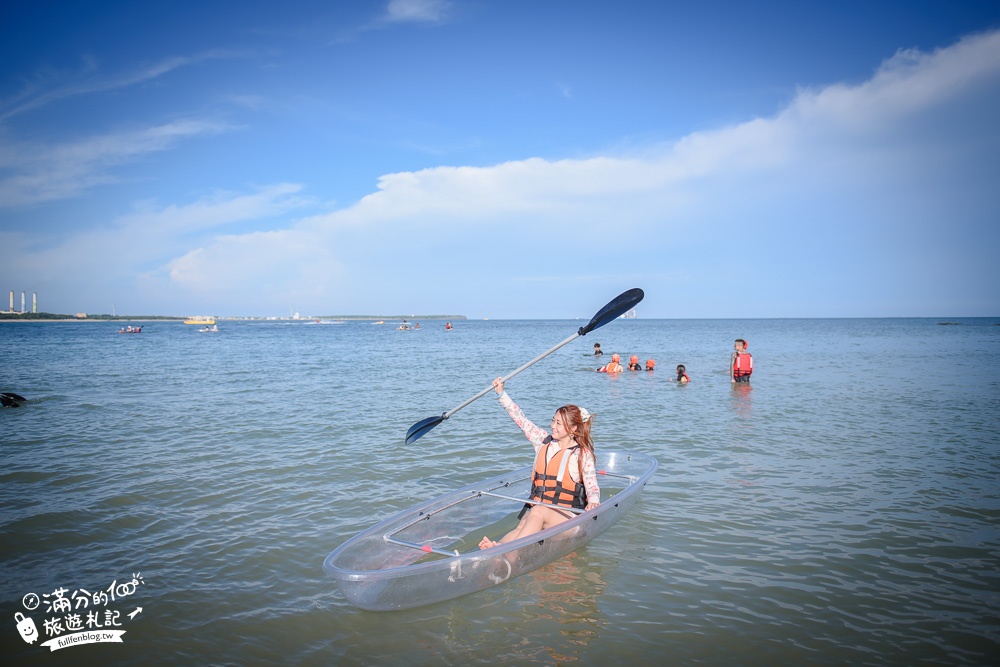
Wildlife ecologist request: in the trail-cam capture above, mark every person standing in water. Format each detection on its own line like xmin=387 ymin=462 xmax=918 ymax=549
xmin=598 ymin=353 xmax=623 ymax=373
xmin=479 ymin=378 xmax=600 ymax=550
xmin=730 ymin=339 xmax=752 ymax=384
xmin=593 ymin=343 xmax=603 ymax=356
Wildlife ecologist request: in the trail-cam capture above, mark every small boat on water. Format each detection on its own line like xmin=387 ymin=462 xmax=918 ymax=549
xmin=323 ymin=450 xmax=657 ymax=611
xmin=184 ymin=316 xmax=215 ymax=325
xmin=198 ymin=325 xmax=219 ymax=332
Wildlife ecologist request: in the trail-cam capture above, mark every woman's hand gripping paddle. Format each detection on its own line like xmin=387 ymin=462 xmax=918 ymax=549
xmin=404 ymin=288 xmax=644 ymax=444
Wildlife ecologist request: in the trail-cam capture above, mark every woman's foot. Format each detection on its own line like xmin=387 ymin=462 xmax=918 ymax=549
xmin=479 ymin=536 xmax=499 ymax=550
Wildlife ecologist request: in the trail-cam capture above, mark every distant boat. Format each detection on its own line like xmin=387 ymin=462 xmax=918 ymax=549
xmin=184 ymin=316 xmax=215 ymax=325
xmin=618 ymin=308 xmax=636 ymax=319
xmin=198 ymin=325 xmax=219 ymax=332
xmin=373 ymin=321 xmax=384 ymax=325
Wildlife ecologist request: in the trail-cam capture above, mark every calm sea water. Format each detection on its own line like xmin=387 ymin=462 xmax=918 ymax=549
xmin=2 ymin=316 xmax=998 ymax=666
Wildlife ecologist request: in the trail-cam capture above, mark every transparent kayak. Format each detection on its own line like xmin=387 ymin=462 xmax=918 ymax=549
xmin=323 ymin=451 xmax=658 ymax=611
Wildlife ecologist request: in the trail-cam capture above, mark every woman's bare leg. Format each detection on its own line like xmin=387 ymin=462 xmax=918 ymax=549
xmin=479 ymin=505 xmax=571 ymax=549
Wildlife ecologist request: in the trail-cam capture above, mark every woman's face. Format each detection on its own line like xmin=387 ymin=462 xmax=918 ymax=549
xmin=551 ymin=412 xmax=575 ymax=441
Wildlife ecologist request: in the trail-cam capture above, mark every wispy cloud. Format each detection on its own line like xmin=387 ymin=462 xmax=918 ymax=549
xmin=0 ymin=120 xmax=234 ymax=208
xmin=0 ymin=49 xmax=241 ymax=123
xmin=118 ymin=183 xmax=315 ymax=235
xmin=148 ymin=29 xmax=999 ymax=315
xmin=6 ymin=30 xmax=998 ymax=316
xmin=384 ymin=0 xmax=451 ymax=23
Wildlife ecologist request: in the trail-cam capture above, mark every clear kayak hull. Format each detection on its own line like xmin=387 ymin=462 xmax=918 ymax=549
xmin=323 ymin=451 xmax=657 ymax=611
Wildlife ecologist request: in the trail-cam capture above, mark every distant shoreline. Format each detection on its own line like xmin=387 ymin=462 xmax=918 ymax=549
xmin=0 ymin=314 xmax=469 ymax=323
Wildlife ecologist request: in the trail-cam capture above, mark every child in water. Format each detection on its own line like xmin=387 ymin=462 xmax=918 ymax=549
xmin=593 ymin=343 xmax=603 ymax=356
xmin=730 ymin=339 xmax=752 ymax=384
xmin=670 ymin=364 xmax=690 ymax=383
xmin=479 ymin=378 xmax=600 ymax=550
xmin=645 ymin=359 xmax=656 ymax=371
xmin=627 ymin=355 xmax=642 ymax=371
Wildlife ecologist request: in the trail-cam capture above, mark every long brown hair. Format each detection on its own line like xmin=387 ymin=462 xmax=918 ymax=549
xmin=555 ymin=404 xmax=595 ymax=480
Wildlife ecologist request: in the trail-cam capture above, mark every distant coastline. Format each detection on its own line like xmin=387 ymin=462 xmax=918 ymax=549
xmin=0 ymin=312 xmax=468 ymax=322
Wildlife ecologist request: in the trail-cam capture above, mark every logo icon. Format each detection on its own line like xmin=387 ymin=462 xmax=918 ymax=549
xmin=15 ymin=612 xmax=39 ymax=644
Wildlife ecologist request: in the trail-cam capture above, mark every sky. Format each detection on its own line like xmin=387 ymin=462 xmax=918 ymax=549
xmin=1 ymin=0 xmax=999 ymax=319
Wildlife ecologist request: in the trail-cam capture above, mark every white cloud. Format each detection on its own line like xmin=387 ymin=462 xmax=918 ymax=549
xmin=156 ymin=29 xmax=999 ymax=315
xmin=7 ymin=30 xmax=999 ymax=316
xmin=787 ymin=31 xmax=1000 ymax=131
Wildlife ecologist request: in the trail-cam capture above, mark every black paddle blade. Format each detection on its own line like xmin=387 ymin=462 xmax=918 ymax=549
xmin=1 ymin=392 xmax=27 ymax=408
xmin=405 ymin=414 xmax=446 ymax=445
xmin=578 ymin=288 xmax=644 ymax=336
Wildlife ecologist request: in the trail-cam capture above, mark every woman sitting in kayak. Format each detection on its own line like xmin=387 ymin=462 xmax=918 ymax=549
xmin=479 ymin=377 xmax=600 ymax=550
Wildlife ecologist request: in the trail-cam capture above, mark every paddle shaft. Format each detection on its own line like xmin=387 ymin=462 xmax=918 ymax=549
xmin=405 ymin=288 xmax=643 ymax=443
xmin=442 ymin=331 xmax=580 ymax=419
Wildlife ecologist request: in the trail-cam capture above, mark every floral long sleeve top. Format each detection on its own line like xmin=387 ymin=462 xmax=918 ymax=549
xmin=497 ymin=391 xmax=600 ymax=505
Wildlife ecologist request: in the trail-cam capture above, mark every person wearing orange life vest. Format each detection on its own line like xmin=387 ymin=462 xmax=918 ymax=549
xmin=479 ymin=377 xmax=600 ymax=551
xmin=597 ymin=353 xmax=623 ymax=373
xmin=730 ymin=338 xmax=752 ymax=384
xmin=627 ymin=355 xmax=642 ymax=371
xmin=670 ymin=364 xmax=690 ymax=383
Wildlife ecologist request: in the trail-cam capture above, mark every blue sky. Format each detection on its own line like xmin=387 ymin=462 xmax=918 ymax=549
xmin=1 ymin=0 xmax=998 ymax=318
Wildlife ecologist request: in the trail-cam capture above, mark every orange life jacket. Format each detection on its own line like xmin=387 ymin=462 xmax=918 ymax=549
xmin=531 ymin=443 xmax=587 ymax=509
xmin=734 ymin=352 xmax=753 ymax=377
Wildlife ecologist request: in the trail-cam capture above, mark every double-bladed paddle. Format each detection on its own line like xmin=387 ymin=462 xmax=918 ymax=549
xmin=405 ymin=288 xmax=644 ymax=444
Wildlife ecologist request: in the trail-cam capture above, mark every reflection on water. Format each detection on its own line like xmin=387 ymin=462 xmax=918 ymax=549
xmin=494 ymin=551 xmax=609 ymax=664
xmin=729 ymin=382 xmax=753 ymax=420
xmin=524 ymin=551 xmax=607 ymax=628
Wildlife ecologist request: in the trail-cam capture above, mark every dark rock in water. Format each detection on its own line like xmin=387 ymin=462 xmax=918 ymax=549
xmin=1 ymin=392 xmax=27 ymax=408
xmin=936 ymin=322 xmax=961 ymax=326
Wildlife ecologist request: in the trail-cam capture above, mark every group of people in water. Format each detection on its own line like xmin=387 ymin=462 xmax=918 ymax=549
xmin=590 ymin=338 xmax=752 ymax=385
xmin=117 ymin=325 xmax=142 ymax=334
xmin=478 ymin=337 xmax=753 ymax=552
xmin=592 ymin=342 xmax=687 ymax=383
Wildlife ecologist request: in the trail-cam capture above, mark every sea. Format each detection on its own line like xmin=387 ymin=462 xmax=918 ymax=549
xmin=1 ymin=316 xmax=998 ymax=666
